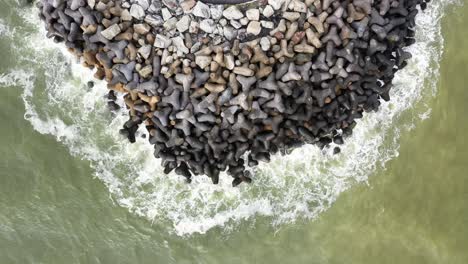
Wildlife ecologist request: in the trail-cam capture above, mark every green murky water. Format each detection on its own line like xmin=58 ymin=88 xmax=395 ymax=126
xmin=0 ymin=1 xmax=467 ymax=263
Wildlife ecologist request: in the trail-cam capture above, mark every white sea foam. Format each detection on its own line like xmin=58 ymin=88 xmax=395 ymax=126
xmin=0 ymin=20 xmax=7 ymax=37
xmin=0 ymin=0 xmax=456 ymax=236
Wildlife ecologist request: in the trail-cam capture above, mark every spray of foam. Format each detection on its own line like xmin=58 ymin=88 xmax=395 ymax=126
xmin=0 ymin=18 xmax=9 ymax=37
xmin=0 ymin=0 xmax=456 ymax=236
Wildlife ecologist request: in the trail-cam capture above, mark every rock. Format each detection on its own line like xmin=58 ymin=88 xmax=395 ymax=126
xmin=246 ymin=9 xmax=260 ymax=21
xmin=210 ymin=5 xmax=224 ymax=20
xmin=120 ymin=9 xmax=132 ymax=21
xmin=130 ymin=4 xmax=145 ymax=20
xmin=268 ymin=0 xmax=285 ymax=10
xmin=162 ymin=0 xmax=178 ymax=9
xmin=223 ymin=26 xmax=237 ymax=40
xmin=145 ymin=15 xmax=163 ymax=27
xmin=180 ymin=0 xmax=196 ymax=13
xmin=176 ymin=15 xmax=191 ymax=33
xmin=192 ymin=1 xmax=210 ymax=18
xmin=134 ymin=23 xmax=150 ymax=35
xmin=199 ymin=19 xmax=215 ymax=34
xmin=333 ymin=147 xmax=341 ymax=154
xmin=283 ymin=12 xmax=300 ymax=21
xmin=137 ymin=0 xmax=150 ymax=10
xmin=172 ymin=36 xmax=189 ymax=54
xmin=230 ymin=20 xmax=242 ymax=29
xmin=240 ymin=17 xmax=249 ymax=26
xmin=163 ymin=17 xmax=178 ymax=31
xmin=289 ymin=0 xmax=307 ymax=13
xmin=101 ymin=24 xmax=121 ymax=40
xmin=95 ymin=1 xmax=105 ymax=11
xmin=87 ymin=0 xmax=95 ymax=9
xmin=189 ymin=21 xmax=200 ymax=33
xmin=195 ymin=55 xmax=212 ymax=69
xmin=261 ymin=20 xmax=275 ymax=29
xmin=122 ymin=2 xmax=130 ymax=8
xmin=223 ymin=6 xmax=243 ymax=20
xmin=263 ymin=5 xmax=274 ymax=17
xmin=260 ymin=37 xmax=271 ymax=51
xmin=247 ymin=21 xmax=262 ymax=36
xmin=138 ymin=45 xmax=152 ymax=59
xmin=161 ymin=8 xmax=172 ymax=21
xmin=154 ymin=34 xmax=172 ymax=48
xmin=190 ymin=42 xmax=201 ymax=53
xmin=233 ymin=67 xmax=254 ymax=76
xmin=224 ymin=54 xmax=235 ymax=70
xmin=138 ymin=65 xmax=153 ymax=78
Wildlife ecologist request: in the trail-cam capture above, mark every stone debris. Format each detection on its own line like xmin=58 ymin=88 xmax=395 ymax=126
xmin=101 ymin=24 xmax=121 ymax=40
xmin=37 ymin=0 xmax=430 ymax=186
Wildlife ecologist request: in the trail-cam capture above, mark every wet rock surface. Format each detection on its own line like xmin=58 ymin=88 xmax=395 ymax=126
xmin=37 ymin=0 xmax=429 ymax=186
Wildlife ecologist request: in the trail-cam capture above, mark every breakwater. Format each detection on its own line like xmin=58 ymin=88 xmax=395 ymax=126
xmin=37 ymin=0 xmax=428 ymax=185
